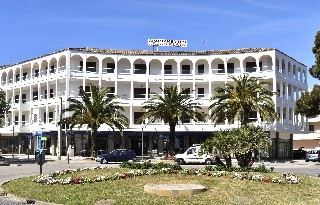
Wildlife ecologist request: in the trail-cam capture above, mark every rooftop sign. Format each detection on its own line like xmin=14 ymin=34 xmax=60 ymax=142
xmin=148 ymin=39 xmax=187 ymax=47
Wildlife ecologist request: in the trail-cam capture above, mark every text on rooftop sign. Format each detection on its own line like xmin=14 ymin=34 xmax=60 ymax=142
xmin=148 ymin=39 xmax=187 ymax=47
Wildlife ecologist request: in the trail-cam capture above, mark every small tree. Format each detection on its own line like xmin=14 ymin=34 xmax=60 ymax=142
xmin=203 ymin=125 xmax=271 ymax=169
xmin=0 ymin=89 xmax=10 ymax=127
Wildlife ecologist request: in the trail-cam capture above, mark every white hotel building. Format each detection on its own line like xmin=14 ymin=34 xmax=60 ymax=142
xmin=0 ymin=47 xmax=308 ymax=159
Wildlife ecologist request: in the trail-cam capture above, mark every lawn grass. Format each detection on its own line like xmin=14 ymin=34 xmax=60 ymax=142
xmin=2 ymin=168 xmax=320 ymax=205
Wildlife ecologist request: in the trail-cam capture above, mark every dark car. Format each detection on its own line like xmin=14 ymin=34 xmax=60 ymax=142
xmin=305 ymin=150 xmax=320 ymax=162
xmin=293 ymin=149 xmax=307 ymax=159
xmin=96 ymin=149 xmax=136 ymax=164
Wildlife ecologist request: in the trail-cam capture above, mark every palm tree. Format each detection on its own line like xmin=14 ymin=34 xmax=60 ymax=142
xmin=58 ymin=84 xmax=129 ymax=158
xmin=209 ymin=74 xmax=278 ymax=126
xmin=139 ymin=85 xmax=206 ymax=157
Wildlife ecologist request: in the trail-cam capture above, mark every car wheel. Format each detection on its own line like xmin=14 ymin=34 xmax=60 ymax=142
xmin=101 ymin=158 xmax=108 ymax=164
xmin=305 ymin=160 xmax=309 ymax=162
xmin=177 ymin=158 xmax=185 ymax=165
xmin=205 ymin=159 xmax=213 ymax=165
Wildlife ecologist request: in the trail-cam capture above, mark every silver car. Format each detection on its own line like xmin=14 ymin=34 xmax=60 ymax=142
xmin=305 ymin=150 xmax=320 ymax=162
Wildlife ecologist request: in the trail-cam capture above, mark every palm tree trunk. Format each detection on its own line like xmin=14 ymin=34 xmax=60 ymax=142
xmin=169 ymin=122 xmax=176 ymax=158
xmin=91 ymin=128 xmax=97 ymax=158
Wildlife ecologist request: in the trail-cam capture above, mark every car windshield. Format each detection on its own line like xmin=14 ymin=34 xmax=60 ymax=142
xmin=308 ymin=150 xmax=318 ymax=154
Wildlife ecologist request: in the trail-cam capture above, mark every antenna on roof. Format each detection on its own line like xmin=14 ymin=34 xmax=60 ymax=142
xmin=9 ymin=57 xmax=12 ymax=65
xmin=202 ymin=38 xmax=207 ymax=45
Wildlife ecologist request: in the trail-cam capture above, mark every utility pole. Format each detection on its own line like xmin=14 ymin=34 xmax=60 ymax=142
xmin=57 ymin=97 xmax=62 ymax=160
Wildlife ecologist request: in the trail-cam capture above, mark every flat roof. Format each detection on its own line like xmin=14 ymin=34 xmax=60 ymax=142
xmin=0 ymin=47 xmax=306 ymax=69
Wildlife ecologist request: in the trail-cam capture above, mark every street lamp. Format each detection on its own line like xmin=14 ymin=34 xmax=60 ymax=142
xmin=57 ymin=97 xmax=62 ymax=160
xmin=11 ymin=124 xmax=14 ymax=159
xmin=141 ymin=121 xmax=146 ymax=161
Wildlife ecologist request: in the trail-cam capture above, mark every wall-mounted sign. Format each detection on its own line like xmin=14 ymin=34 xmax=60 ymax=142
xmin=148 ymin=39 xmax=187 ymax=47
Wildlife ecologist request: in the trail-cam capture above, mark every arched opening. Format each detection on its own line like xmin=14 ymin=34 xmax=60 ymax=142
xmin=164 ymin=59 xmax=177 ymax=75
xmin=211 ymin=58 xmax=225 ymax=74
xmin=195 ymin=59 xmax=209 ymax=75
xmin=133 ymin=58 xmax=147 ymax=74
xmin=70 ymin=54 xmax=83 ymax=72
xmin=180 ymin=59 xmax=192 ymax=75
xmin=243 ymin=56 xmax=257 ymax=73
xmin=102 ymin=57 xmax=116 ymax=73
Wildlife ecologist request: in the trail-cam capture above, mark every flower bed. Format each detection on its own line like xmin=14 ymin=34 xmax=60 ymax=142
xmin=32 ymin=166 xmax=301 ymax=185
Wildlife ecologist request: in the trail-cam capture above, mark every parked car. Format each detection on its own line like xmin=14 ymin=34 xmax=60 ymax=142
xmin=305 ymin=150 xmax=320 ymax=162
xmin=293 ymin=148 xmax=307 ymax=159
xmin=174 ymin=144 xmax=215 ymax=165
xmin=79 ymin=150 xmax=90 ymax=157
xmin=96 ymin=149 xmax=136 ymax=164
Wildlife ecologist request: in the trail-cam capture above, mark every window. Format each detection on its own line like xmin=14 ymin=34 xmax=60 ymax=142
xmin=43 ymin=112 xmax=46 ymax=123
xmin=248 ymin=111 xmax=257 ymax=122
xmin=309 ymin=125 xmax=315 ymax=132
xmin=44 ymin=90 xmax=47 ymax=99
xmin=80 ymin=86 xmax=91 ymax=96
xmin=23 ymin=72 xmax=27 ymax=80
xmin=134 ymin=112 xmax=144 ymax=124
xmin=197 ymin=88 xmax=204 ymax=98
xmin=134 ymin=88 xmax=146 ymax=98
xmin=164 ymin=65 xmax=172 ymax=74
xmin=134 ymin=64 xmax=146 ymax=74
xmin=185 ymin=88 xmax=191 ymax=95
xmin=22 ymin=115 xmax=26 ymax=125
xmin=33 ymin=91 xmax=38 ymax=101
xmin=259 ymin=62 xmax=263 ymax=71
xmin=106 ymin=63 xmax=115 ymax=73
xmin=49 ymin=112 xmax=53 ymax=123
xmin=50 ymin=65 xmax=55 ymax=74
xmin=181 ymin=113 xmax=191 ymax=123
xmin=34 ymin=69 xmax=39 ymax=77
xmin=107 ymin=87 xmax=115 ymax=97
xmin=218 ymin=64 xmax=225 ymax=73
xmin=16 ymin=74 xmax=20 ymax=82
xmin=182 ymin=65 xmax=191 ymax=74
xmin=22 ymin=94 xmax=26 ymax=103
xmin=227 ymin=63 xmax=234 ymax=74
xmin=87 ymin=62 xmax=96 ymax=72
xmin=198 ymin=64 xmax=204 ymax=74
xmin=80 ymin=61 xmax=97 ymax=72
xmin=14 ymin=116 xmax=18 ymax=125
xmin=246 ymin=62 xmax=257 ymax=73
xmin=14 ymin=95 xmax=19 ymax=103
xmin=50 ymin=89 xmax=54 ymax=98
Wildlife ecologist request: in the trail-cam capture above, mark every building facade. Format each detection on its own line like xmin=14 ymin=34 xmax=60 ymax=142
xmin=293 ymin=116 xmax=320 ymax=151
xmin=0 ymin=47 xmax=308 ymax=159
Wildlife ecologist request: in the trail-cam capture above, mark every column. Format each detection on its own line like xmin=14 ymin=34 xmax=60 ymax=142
xmin=99 ymin=58 xmax=102 ymax=87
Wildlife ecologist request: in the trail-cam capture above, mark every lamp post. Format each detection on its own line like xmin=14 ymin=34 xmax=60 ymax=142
xmin=141 ymin=121 xmax=146 ymax=161
xmin=12 ymin=125 xmax=14 ymax=159
xmin=141 ymin=125 xmax=144 ymax=161
xmin=57 ymin=97 xmax=62 ymax=160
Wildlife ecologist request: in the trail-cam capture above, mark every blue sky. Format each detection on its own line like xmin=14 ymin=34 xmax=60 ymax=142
xmin=0 ymin=0 xmax=319 ymax=88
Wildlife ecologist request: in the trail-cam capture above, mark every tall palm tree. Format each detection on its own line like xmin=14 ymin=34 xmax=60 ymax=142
xmin=209 ymin=74 xmax=278 ymax=126
xmin=139 ymin=85 xmax=206 ymax=157
xmin=58 ymin=84 xmax=129 ymax=158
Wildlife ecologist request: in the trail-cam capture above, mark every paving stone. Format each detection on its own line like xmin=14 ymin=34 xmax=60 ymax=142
xmin=144 ymin=184 xmax=207 ymax=197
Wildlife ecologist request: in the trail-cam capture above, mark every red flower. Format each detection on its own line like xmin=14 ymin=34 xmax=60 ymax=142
xmin=263 ymin=179 xmax=271 ymax=183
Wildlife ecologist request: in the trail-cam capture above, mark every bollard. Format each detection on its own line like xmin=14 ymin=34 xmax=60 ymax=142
xmin=67 ymin=153 xmax=70 ymax=164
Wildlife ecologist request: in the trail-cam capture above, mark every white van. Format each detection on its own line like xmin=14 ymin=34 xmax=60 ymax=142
xmin=174 ymin=144 xmax=215 ymax=165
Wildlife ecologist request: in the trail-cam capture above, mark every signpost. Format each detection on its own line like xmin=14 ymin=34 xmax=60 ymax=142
xmin=148 ymin=39 xmax=187 ymax=51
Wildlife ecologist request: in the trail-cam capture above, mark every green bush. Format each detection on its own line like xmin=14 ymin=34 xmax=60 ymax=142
xmin=204 ymin=164 xmax=273 ymax=173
